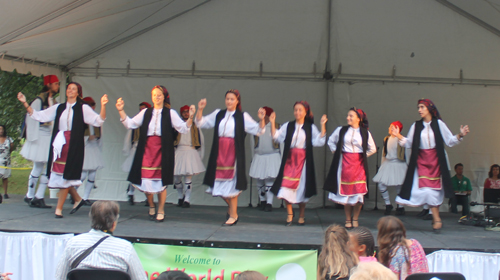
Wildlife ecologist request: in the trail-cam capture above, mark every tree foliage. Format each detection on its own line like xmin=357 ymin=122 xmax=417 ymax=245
xmin=0 ymin=69 xmax=45 ymax=146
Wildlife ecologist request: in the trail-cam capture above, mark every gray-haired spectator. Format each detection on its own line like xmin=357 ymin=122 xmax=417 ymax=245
xmin=55 ymin=201 xmax=147 ymax=280
xmin=235 ymin=271 xmax=266 ymax=280
xmin=156 ymin=270 xmax=192 ymax=280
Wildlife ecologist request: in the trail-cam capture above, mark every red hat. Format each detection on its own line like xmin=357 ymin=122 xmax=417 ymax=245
xmin=180 ymin=105 xmax=190 ymax=112
xmin=391 ymin=121 xmax=403 ymax=132
xmin=139 ymin=102 xmax=151 ymax=108
xmin=43 ymin=75 xmax=59 ymax=86
xmin=350 ymin=107 xmax=369 ymax=129
xmin=82 ymin=97 xmax=95 ymax=106
xmin=262 ymin=106 xmax=274 ymax=116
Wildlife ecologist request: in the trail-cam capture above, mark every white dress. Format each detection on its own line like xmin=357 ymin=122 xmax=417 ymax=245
xmin=29 ymin=102 xmax=105 ymax=189
xmin=20 ymin=97 xmax=55 ymax=162
xmin=174 ymin=127 xmax=205 ymax=176
xmin=273 ymin=122 xmax=326 ymax=204
xmin=249 ymin=122 xmax=281 ymax=180
xmin=0 ymin=137 xmax=13 ymax=178
xmin=82 ymin=126 xmax=104 ymax=171
xmin=196 ymin=109 xmax=264 ymax=198
xmin=372 ymin=136 xmax=407 ymax=186
xmin=327 ymin=126 xmax=376 ymax=205
xmin=121 ymin=108 xmax=189 ymax=193
xmin=395 ymin=120 xmax=461 ymax=207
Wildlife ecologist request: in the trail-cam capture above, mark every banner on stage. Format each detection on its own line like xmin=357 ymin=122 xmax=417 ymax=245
xmin=134 ymin=243 xmax=317 ymax=280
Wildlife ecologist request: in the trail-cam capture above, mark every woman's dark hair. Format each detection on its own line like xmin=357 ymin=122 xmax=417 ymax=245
xmin=377 ymin=216 xmax=410 ymax=268
xmin=156 ymin=271 xmax=191 ymax=280
xmin=0 ymin=125 xmax=6 ymax=137
xmin=293 ymin=101 xmax=314 ymax=123
xmin=349 ymin=226 xmax=375 ymax=257
xmin=489 ymin=164 xmax=500 ymax=178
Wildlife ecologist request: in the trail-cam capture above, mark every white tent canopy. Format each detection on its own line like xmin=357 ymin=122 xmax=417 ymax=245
xmin=2 ymin=0 xmax=500 ymax=208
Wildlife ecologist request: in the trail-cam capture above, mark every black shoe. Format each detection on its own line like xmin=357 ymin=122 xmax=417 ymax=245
xmin=24 ymin=196 xmax=32 ymax=205
xmin=395 ymin=207 xmax=406 ymax=216
xmin=156 ymin=213 xmax=165 ymax=223
xmin=177 ymin=198 xmax=184 ymax=207
xmin=423 ymin=214 xmax=433 ymax=220
xmin=384 ymin=205 xmax=394 ymax=215
xmin=222 ymin=217 xmax=239 ymax=226
xmin=128 ymin=195 xmax=134 ymax=206
xmin=264 ymin=203 xmax=273 ymax=212
xmin=55 ymin=214 xmax=63 ymax=219
xmin=30 ymin=198 xmax=52 ymax=209
xmin=149 ymin=206 xmax=156 ymax=221
xmin=259 ymin=201 xmax=266 ymax=210
xmin=298 ymin=217 xmax=306 ymax=226
xmin=70 ymin=200 xmax=85 ymax=214
xmin=4 ymin=194 xmax=9 ymax=199
xmin=182 ymin=201 xmax=190 ymax=208
xmin=417 ymin=209 xmax=429 ymax=218
xmin=83 ymin=200 xmax=93 ymax=206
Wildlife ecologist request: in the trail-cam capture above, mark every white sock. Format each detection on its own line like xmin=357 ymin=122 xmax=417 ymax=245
xmin=379 ymin=183 xmax=391 ymax=205
xmin=27 ymin=162 xmax=44 ymax=198
xmin=34 ymin=174 xmax=48 ymax=199
xmin=174 ymin=176 xmax=184 ymax=199
xmin=265 ymin=186 xmax=273 ymax=204
xmin=83 ymin=171 xmax=96 ymax=200
xmin=127 ymin=184 xmax=135 ymax=195
xmin=184 ymin=177 xmax=192 ymax=203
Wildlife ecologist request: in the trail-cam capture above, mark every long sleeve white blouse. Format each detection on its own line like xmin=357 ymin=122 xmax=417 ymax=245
xmin=399 ymin=119 xmax=461 ymax=149
xmin=29 ymin=102 xmax=104 ymax=130
xmin=273 ymin=122 xmax=325 ymax=148
xmin=327 ymin=126 xmax=376 ymax=156
xmin=121 ymin=108 xmax=190 ymax=135
xmin=195 ymin=109 xmax=264 ymax=136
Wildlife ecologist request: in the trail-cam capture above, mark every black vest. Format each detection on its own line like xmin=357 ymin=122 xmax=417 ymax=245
xmin=399 ymin=118 xmax=453 ymax=199
xmin=203 ymin=110 xmax=247 ymax=190
xmin=323 ymin=126 xmax=370 ymax=195
xmin=128 ymin=108 xmax=175 ymax=186
xmin=46 ymin=102 xmax=85 ymax=180
xmin=271 ymin=121 xmax=317 ymax=198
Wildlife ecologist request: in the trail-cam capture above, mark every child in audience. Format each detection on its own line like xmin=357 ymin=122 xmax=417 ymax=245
xmin=350 ymin=262 xmax=397 ymax=280
xmin=318 ymin=224 xmax=358 ymax=280
xmin=235 ymin=271 xmax=266 ymax=280
xmin=348 ymin=226 xmax=377 ymax=262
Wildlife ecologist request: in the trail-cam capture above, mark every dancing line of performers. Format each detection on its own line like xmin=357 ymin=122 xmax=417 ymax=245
xmin=16 ymin=77 xmax=470 ymax=232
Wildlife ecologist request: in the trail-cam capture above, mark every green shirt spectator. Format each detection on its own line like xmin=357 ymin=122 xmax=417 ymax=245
xmin=451 ymin=175 xmax=472 ymax=193
xmin=449 ymin=163 xmax=472 ymax=216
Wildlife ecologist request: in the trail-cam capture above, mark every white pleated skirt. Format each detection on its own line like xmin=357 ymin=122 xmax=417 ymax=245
xmin=277 ymin=162 xmax=309 ymax=204
xmin=174 ymin=146 xmax=205 ymax=176
xmin=20 ymin=129 xmax=52 ymax=162
xmin=372 ymin=159 xmax=407 ymax=186
xmin=82 ymin=141 xmax=104 ymax=171
xmin=395 ymin=169 xmax=444 ymax=207
xmin=249 ymin=153 xmax=281 ymax=180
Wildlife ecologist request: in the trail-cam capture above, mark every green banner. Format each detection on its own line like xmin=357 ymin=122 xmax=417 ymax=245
xmin=134 ymin=243 xmax=317 ymax=280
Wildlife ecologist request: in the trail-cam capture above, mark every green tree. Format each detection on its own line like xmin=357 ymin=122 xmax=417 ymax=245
xmin=0 ymin=69 xmax=45 ymax=146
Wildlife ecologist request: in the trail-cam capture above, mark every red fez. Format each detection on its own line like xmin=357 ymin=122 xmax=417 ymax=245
xmin=262 ymin=106 xmax=274 ymax=116
xmin=139 ymin=102 xmax=152 ymax=108
xmin=391 ymin=121 xmax=403 ymax=132
xmin=43 ymin=75 xmax=59 ymax=85
xmin=82 ymin=97 xmax=95 ymax=106
xmin=180 ymin=105 xmax=190 ymax=112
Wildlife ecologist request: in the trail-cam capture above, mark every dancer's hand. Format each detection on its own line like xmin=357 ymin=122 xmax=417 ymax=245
xmin=101 ymin=94 xmax=108 ymax=106
xmin=116 ymin=98 xmax=125 ymax=111
xmin=189 ymin=105 xmax=196 ymax=119
xmin=460 ymin=125 xmax=470 ymax=137
xmin=258 ymin=108 xmax=266 ymax=120
xmin=198 ymin=98 xmax=207 ymax=110
xmin=391 ymin=125 xmax=400 ymax=138
xmin=17 ymin=92 xmax=26 ymax=103
xmin=321 ymin=114 xmax=328 ymax=125
xmin=269 ymin=112 xmax=276 ymax=123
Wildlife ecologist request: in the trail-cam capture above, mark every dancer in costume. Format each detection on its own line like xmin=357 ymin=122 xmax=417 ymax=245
xmin=196 ymin=89 xmax=266 ymax=226
xmin=324 ymin=108 xmax=376 ymax=229
xmin=122 ymin=102 xmax=151 ymax=205
xmin=0 ymin=125 xmax=14 ymax=203
xmin=173 ymin=105 xmax=205 ymax=208
xmin=270 ymin=101 xmax=327 ymax=225
xmin=18 ymin=82 xmax=108 ymax=218
xmin=372 ymin=121 xmax=407 ymax=215
xmin=391 ymin=99 xmax=469 ymax=233
xmin=78 ymin=97 xmax=105 ymax=205
xmin=117 ymin=86 xmax=194 ymax=222
xmin=21 ymin=75 xmax=59 ymax=208
xmin=249 ymin=106 xmax=281 ymax=212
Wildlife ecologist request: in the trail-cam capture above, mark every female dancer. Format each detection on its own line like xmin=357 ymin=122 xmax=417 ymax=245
xmin=325 ymin=108 xmax=376 ymax=228
xmin=17 ymin=83 xmax=108 ymax=218
xmin=196 ymin=89 xmax=265 ymax=226
xmin=269 ymin=101 xmax=327 ymax=225
xmin=117 ymin=85 xmax=194 ymax=222
xmin=392 ymin=99 xmax=469 ymax=233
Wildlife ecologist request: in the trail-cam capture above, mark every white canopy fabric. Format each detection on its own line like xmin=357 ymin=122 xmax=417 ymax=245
xmin=2 ymin=0 xmax=500 ymax=207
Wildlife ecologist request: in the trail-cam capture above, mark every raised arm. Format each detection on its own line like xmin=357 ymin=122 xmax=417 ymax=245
xmin=392 ymin=123 xmax=414 ymax=149
xmin=99 ymin=94 xmax=108 ymax=120
xmin=327 ymin=127 xmax=341 ymax=152
xmin=269 ymin=112 xmax=277 ymax=138
xmin=18 ymin=92 xmax=58 ymax=122
xmin=311 ymin=124 xmax=326 ymax=147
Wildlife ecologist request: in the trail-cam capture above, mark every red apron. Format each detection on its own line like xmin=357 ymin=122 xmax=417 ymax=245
xmin=417 ymin=148 xmax=441 ymax=190
xmin=216 ymin=137 xmax=236 ymax=180
xmin=142 ymin=136 xmax=162 ymax=179
xmin=339 ymin=152 xmax=367 ymax=196
xmin=282 ymin=148 xmax=306 ymax=190
xmin=52 ymin=131 xmax=71 ymax=175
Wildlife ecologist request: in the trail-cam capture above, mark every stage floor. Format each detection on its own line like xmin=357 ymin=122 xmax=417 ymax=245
xmin=1 ymin=194 xmax=499 ymax=253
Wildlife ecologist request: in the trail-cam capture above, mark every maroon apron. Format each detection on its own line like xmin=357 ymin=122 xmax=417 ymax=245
xmin=216 ymin=137 xmax=236 ymax=180
xmin=282 ymin=148 xmax=306 ymax=190
xmin=417 ymin=148 xmax=441 ymax=190
xmin=52 ymin=131 xmax=71 ymax=175
xmin=339 ymin=152 xmax=367 ymax=196
xmin=141 ymin=136 xmax=162 ymax=179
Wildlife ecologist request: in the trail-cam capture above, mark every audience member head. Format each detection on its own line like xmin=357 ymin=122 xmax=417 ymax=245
xmin=350 ymin=262 xmax=397 ymax=280
xmin=234 ymin=270 xmax=266 ymax=280
xmin=89 ymin=201 xmax=120 ymax=233
xmin=377 ymin=216 xmax=409 ymax=267
xmin=348 ymin=226 xmax=375 ymax=258
xmin=318 ymin=224 xmax=358 ymax=279
xmin=454 ymin=163 xmax=463 ymax=176
xmin=156 ymin=271 xmax=191 ymax=280
xmin=489 ymin=164 xmax=500 ymax=179
xmin=0 ymin=125 xmax=6 ymax=137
